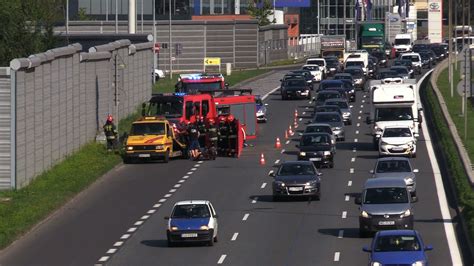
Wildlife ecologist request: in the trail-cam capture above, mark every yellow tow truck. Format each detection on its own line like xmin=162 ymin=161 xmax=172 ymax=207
xmin=123 ymin=116 xmax=186 ymax=163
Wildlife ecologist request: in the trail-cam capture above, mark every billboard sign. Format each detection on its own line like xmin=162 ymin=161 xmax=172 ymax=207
xmin=428 ymin=0 xmax=442 ymax=43
xmin=320 ymin=36 xmax=345 ymax=50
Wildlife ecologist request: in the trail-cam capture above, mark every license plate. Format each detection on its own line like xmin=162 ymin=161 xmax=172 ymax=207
xmin=181 ymin=233 xmax=198 ymax=238
xmin=288 ymin=187 xmax=303 ymax=191
xmin=310 ymin=158 xmax=322 ymax=161
xmin=139 ymin=154 xmax=151 ymax=158
xmin=392 ymin=147 xmax=405 ymax=151
xmin=378 ymin=221 xmax=395 ymax=225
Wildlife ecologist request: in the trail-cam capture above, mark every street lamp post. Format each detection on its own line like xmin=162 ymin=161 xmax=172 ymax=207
xmin=169 ymin=0 xmax=173 ymax=79
xmin=115 ymin=0 xmax=119 ymax=33
xmin=153 ymin=0 xmax=157 ymax=84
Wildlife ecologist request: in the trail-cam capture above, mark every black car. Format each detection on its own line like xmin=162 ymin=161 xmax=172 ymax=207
xmin=314 ymin=90 xmax=343 ymax=106
xmin=418 ymin=51 xmax=433 ymax=68
xmin=370 ymin=51 xmax=388 ymax=67
xmin=429 ymin=45 xmax=446 ymax=60
xmin=297 ymin=132 xmax=335 ymax=168
xmin=412 ymin=44 xmax=430 ymax=53
xmin=288 ymin=70 xmax=315 ymax=87
xmin=392 ymin=60 xmax=414 ymax=76
xmin=270 ymin=161 xmax=322 ymax=201
xmin=281 ymin=78 xmax=311 ymax=100
xmin=344 ymin=67 xmax=366 ymax=89
xmin=325 ymin=58 xmax=342 ymax=75
xmin=420 ymin=49 xmax=437 ymax=64
xmin=315 ymin=105 xmax=342 ymax=116
xmin=319 ymin=79 xmax=355 ymax=102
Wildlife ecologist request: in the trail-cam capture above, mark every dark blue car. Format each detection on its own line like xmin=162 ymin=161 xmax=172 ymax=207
xmin=363 ymin=230 xmax=432 ymax=266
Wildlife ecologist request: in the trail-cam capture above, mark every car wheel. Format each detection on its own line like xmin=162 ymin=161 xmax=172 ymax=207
xmin=164 ymin=150 xmax=170 ymax=163
xmin=348 ymin=120 xmax=352 ymax=126
xmin=208 ymin=237 xmax=214 ymax=246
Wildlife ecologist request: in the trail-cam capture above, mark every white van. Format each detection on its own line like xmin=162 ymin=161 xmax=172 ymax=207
xmin=394 ymin=34 xmax=413 ymax=56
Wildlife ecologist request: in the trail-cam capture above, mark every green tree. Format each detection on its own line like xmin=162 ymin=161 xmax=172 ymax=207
xmin=77 ymin=7 xmax=91 ymax=21
xmin=247 ymin=0 xmax=276 ymax=27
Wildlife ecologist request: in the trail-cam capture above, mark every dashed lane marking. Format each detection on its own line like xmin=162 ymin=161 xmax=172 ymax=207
xmin=342 ymin=211 xmax=347 ymax=219
xmin=356 ymin=123 xmax=360 ymax=127
xmin=360 ymin=105 xmax=364 ymax=108
xmin=334 ymin=252 xmax=340 ymax=262
xmin=338 ymin=230 xmax=344 ymax=238
xmin=191 ymin=168 xmax=197 ymax=171
xmin=113 ymin=241 xmax=123 ymax=247
xmin=355 ymin=130 xmax=359 ymax=134
xmin=178 ymin=179 xmax=186 ymax=183
xmin=153 ymin=203 xmax=161 ymax=208
xmin=183 ymin=175 xmax=190 ymax=179
xmin=261 ymin=183 xmax=267 ymax=189
xmin=127 ymin=227 xmax=137 ymax=233
xmin=198 ymin=161 xmax=204 ymax=163
xmin=281 ymin=149 xmax=286 ymax=154
xmin=351 ymin=158 xmax=355 ymax=162
xmin=120 ymin=234 xmax=130 ymax=240
xmin=194 ymin=164 xmax=200 ymax=167
xmin=252 ymin=197 xmax=258 ymax=204
xmin=106 ymin=249 xmax=117 ymax=254
xmin=169 ymin=189 xmax=177 ymax=193
xmin=98 ymin=257 xmax=109 ymax=262
xmin=348 ymin=181 xmax=352 ymax=187
xmin=299 ymin=118 xmax=302 ymax=121
xmin=354 ymin=138 xmax=358 ymax=143
xmin=275 ymin=159 xmax=280 ymax=164
xmin=218 ymin=254 xmax=227 ymax=264
xmin=302 ymin=112 xmax=306 ymax=115
xmin=164 ymin=194 xmax=172 ymax=198
xmin=242 ymin=213 xmax=250 ymax=221
xmin=362 ymin=99 xmax=365 ymax=103
xmin=134 ymin=221 xmax=144 ymax=226
xmin=231 ymin=233 xmax=239 ymax=241
xmin=174 ymin=184 xmax=181 ymax=188
xmin=186 ymin=172 xmax=193 ymax=175
xmin=147 ymin=209 xmax=156 ymax=214
xmin=359 ymin=110 xmax=362 ymax=114
xmin=345 ymin=195 xmax=350 ymax=201
xmin=158 ymin=198 xmax=167 ymax=203
xmin=140 ymin=215 xmax=150 ymax=220
xmin=285 ymin=140 xmax=290 ymax=145
xmin=358 ymin=116 xmax=361 ymax=120
xmin=350 ymin=168 xmax=354 ymax=174
xmin=352 ymin=148 xmax=357 ymax=152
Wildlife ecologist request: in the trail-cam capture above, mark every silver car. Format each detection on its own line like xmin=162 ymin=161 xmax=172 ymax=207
xmin=370 ymin=157 xmax=419 ymax=197
xmin=312 ymin=112 xmax=345 ymax=141
xmin=324 ymin=98 xmax=352 ymax=125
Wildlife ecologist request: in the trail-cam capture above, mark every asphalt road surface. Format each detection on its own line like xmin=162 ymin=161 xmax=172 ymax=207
xmin=0 ymin=69 xmax=464 ymax=266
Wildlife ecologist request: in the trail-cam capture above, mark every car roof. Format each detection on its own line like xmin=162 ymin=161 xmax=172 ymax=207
xmin=345 ymin=66 xmax=363 ymax=70
xmin=364 ymin=177 xmax=407 ymax=188
xmin=315 ymin=111 xmax=341 ymax=116
xmin=325 ymin=98 xmax=347 ymax=102
xmin=318 ymin=90 xmax=341 ymax=94
xmin=302 ymin=132 xmax=332 ymax=137
xmin=335 ymin=73 xmax=352 ymax=77
xmin=376 ymin=230 xmax=418 ymax=237
xmin=175 ymin=200 xmax=209 ymax=205
xmin=280 ymin=160 xmax=314 ymax=166
xmin=307 ymin=123 xmax=332 ymax=127
xmin=384 ymin=125 xmax=411 ymax=129
xmin=401 ymin=53 xmax=420 ymax=56
xmin=376 ymin=156 xmax=410 ymax=162
xmin=321 ymin=79 xmax=344 ymax=84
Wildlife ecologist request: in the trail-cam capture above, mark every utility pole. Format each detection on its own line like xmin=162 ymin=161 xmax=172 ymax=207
xmin=464 ymin=48 xmax=468 ymax=141
xmin=449 ymin=0 xmax=453 ymax=97
xmin=66 ymin=0 xmax=69 ymax=35
xmin=106 ymin=0 xmax=109 ymax=21
xmin=169 ymin=0 xmax=173 ymax=79
xmin=128 ymin=0 xmax=136 ymax=34
xmin=152 ymin=0 xmax=157 ymax=84
xmin=115 ymin=0 xmax=119 ymax=33
xmin=454 ymin=0 xmax=457 ymax=71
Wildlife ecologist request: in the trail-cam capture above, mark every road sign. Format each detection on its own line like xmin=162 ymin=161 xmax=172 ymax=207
xmin=204 ymin=57 xmax=221 ymax=66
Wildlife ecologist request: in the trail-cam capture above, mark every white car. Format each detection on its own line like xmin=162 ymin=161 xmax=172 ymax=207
xmin=306 ymin=58 xmax=327 ymax=77
xmin=153 ymin=69 xmax=165 ymax=81
xmin=165 ymin=200 xmax=218 ymax=246
xmin=379 ymin=126 xmax=417 ymax=158
xmin=302 ymin=65 xmax=323 ymax=82
xmin=400 ymin=53 xmax=422 ymax=75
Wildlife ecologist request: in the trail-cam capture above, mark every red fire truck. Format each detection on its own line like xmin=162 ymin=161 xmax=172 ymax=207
xmin=175 ymin=73 xmax=229 ymax=94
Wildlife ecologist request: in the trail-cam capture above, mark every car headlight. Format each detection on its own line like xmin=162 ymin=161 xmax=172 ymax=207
xmin=155 ymin=145 xmax=164 ymax=150
xmin=361 ymin=211 xmax=371 ymax=218
xmin=323 ymin=151 xmax=331 ymax=156
xmin=200 ymin=225 xmax=209 ymax=230
xmin=343 ymin=112 xmax=351 ymax=116
xmin=350 ymin=89 xmax=355 ymax=93
xmin=299 ymin=151 xmax=306 ymax=156
xmin=275 ymin=181 xmax=285 ymax=187
xmin=257 ymin=110 xmax=264 ymax=115
xmin=170 ymin=226 xmax=179 ymax=231
xmin=412 ymin=261 xmax=425 ymax=266
xmin=371 ymin=262 xmax=382 ymax=266
xmin=127 ymin=146 xmax=134 ymax=151
xmin=305 ymin=181 xmax=318 ymax=187
xmin=405 ymin=177 xmax=415 ymax=185
xmin=333 ymin=127 xmax=341 ymax=131
xmin=400 ymin=209 xmax=411 ymax=218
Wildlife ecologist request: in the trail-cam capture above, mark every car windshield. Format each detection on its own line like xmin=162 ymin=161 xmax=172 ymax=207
xmin=314 ymin=113 xmax=341 ymax=123
xmin=394 ymin=60 xmax=411 ymax=67
xmin=344 ymin=69 xmax=363 ymax=77
xmin=130 ymin=123 xmax=165 ymax=135
xmin=278 ymin=164 xmax=316 ymax=176
xmin=383 ymin=128 xmax=412 ymax=137
xmin=285 ymin=80 xmax=306 ymax=87
xmin=419 ymin=53 xmax=431 ymax=60
xmin=326 ymin=101 xmax=349 ymax=109
xmin=301 ymin=134 xmax=331 ymax=146
xmin=376 ymin=160 xmax=412 ymax=173
xmin=284 ymin=75 xmax=303 ymax=80
xmin=335 ymin=75 xmax=352 ymax=81
xmin=305 ymin=126 xmax=332 ymax=134
xmin=391 ymin=67 xmax=409 ymax=75
xmin=364 ymin=187 xmax=409 ymax=204
xmin=346 ymin=61 xmax=364 ymax=67
xmin=395 ymin=38 xmax=411 ymax=45
xmin=303 ymin=66 xmax=319 ymax=71
xmin=317 ymin=106 xmax=340 ymax=113
xmin=379 ymin=71 xmax=399 ymax=79
xmin=171 ymin=204 xmax=211 ymax=219
xmin=321 ymin=82 xmax=343 ymax=90
xmin=317 ymin=93 xmax=341 ymax=102
xmin=375 ymin=108 xmax=413 ymax=121
xmin=374 ymin=235 xmax=421 ymax=252
xmin=307 ymin=60 xmax=324 ymax=66
xmin=402 ymin=55 xmax=420 ymax=62
xmin=148 ymin=99 xmax=183 ymax=118
xmin=182 ymin=81 xmax=222 ymax=92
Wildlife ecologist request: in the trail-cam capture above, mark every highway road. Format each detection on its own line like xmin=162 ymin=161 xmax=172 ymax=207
xmin=0 ymin=68 xmax=465 ymax=266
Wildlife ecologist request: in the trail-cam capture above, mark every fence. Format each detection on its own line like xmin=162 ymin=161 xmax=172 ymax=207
xmin=1 ymin=39 xmax=153 ymax=190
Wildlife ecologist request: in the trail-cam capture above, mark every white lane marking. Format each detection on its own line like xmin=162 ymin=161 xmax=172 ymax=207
xmin=356 ymin=123 xmax=360 ymax=127
xmin=134 ymin=221 xmax=144 ymax=226
xmin=338 ymin=230 xmax=344 ymax=239
xmin=342 ymin=211 xmax=347 ymax=219
xmin=275 ymin=159 xmax=280 ymax=164
xmin=164 ymin=194 xmax=172 ymax=198
xmin=267 ymin=170 xmax=273 ymax=176
xmin=217 ymin=254 xmax=227 ymax=264
xmin=299 ymin=118 xmax=302 ymax=122
xmin=153 ymin=203 xmax=161 ymax=208
xmin=334 ymin=252 xmax=340 ymax=262
xmin=351 ymin=157 xmax=355 ymax=162
xmin=308 ymin=101 xmax=312 ymax=104
xmin=302 ymin=112 xmax=306 ymax=115
xmin=305 ymin=106 xmax=309 ymax=110
xmin=147 ymin=209 xmax=156 ymax=214
xmin=198 ymin=161 xmax=204 ymax=163
xmin=169 ymin=189 xmax=177 ymax=193
xmin=183 ymin=175 xmax=190 ymax=179
xmin=355 ymin=130 xmax=359 ymax=134
xmin=352 ymin=148 xmax=357 ymax=152
xmin=360 ymin=105 xmax=364 ymax=108
xmin=242 ymin=213 xmax=250 ymax=221
xmin=354 ymin=138 xmax=358 ymax=143
xmin=262 ymin=86 xmax=281 ymax=100
xmin=141 ymin=215 xmax=150 ymax=220
xmin=363 ymin=95 xmax=367 ymax=98
xmin=174 ymin=184 xmax=181 ymax=188
xmin=194 ymin=164 xmax=200 ymax=167
xmin=281 ymin=149 xmax=286 ymax=154
xmin=186 ymin=172 xmax=193 ymax=175
xmin=113 ymin=241 xmax=123 ymax=247
xmin=231 ymin=233 xmax=239 ymax=241
xmin=127 ymin=227 xmax=137 ymax=233
xmin=178 ymin=179 xmax=186 ymax=183
xmin=252 ymin=197 xmax=258 ymax=204
xmin=98 ymin=256 xmax=109 ymax=262
xmin=261 ymin=183 xmax=267 ymax=189
xmin=362 ymin=99 xmax=365 ymax=103
xmin=106 ymin=249 xmax=117 ymax=254
xmin=421 ymin=110 xmax=463 ymax=265
xmin=349 ymin=168 xmax=354 ymax=174
xmin=358 ymin=116 xmax=361 ymax=120
xmin=285 ymin=140 xmax=290 ymax=145
xmin=348 ymin=181 xmax=352 ymax=187
xmin=359 ymin=110 xmax=362 ymax=113
xmin=345 ymin=195 xmax=350 ymax=201
xmin=120 ymin=234 xmax=130 ymax=240
xmin=191 ymin=168 xmax=197 ymax=171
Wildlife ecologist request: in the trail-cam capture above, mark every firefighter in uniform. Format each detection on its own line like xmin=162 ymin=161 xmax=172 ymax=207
xmin=207 ymin=118 xmax=218 ymax=151
xmin=197 ymin=116 xmax=207 ymax=149
xmin=103 ymin=115 xmax=118 ymax=151
xmin=227 ymin=115 xmax=238 ymax=157
xmin=217 ymin=116 xmax=228 ymax=156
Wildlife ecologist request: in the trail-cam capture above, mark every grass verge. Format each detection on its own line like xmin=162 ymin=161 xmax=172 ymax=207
xmin=423 ymin=73 xmax=474 ymax=243
xmin=0 ymin=111 xmax=140 ymax=249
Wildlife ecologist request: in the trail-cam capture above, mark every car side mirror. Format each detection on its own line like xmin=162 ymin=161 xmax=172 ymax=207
xmin=413 ymin=169 xmax=419 ymax=173
xmin=164 ymin=216 xmax=170 ymax=220
xmin=362 ymin=246 xmax=371 ymax=252
xmin=369 ymin=170 xmax=374 ymax=174
xmin=355 ymin=197 xmax=362 ymax=205
xmin=424 ymin=245 xmax=433 ymax=251
xmin=269 ymin=170 xmax=275 ymax=177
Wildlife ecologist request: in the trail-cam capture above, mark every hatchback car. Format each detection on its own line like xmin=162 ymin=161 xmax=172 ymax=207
xmin=165 ymin=200 xmax=218 ymax=246
xmin=312 ymin=112 xmax=345 ymax=141
xmin=281 ymin=78 xmax=311 ymax=100
xmin=363 ymin=230 xmax=432 ymax=265
xmin=379 ymin=126 xmax=417 ymax=158
xmin=270 ymin=161 xmax=322 ymax=201
xmin=371 ymin=157 xmax=419 ymax=198
xmin=356 ymin=178 xmax=414 ymax=237
xmin=297 ymin=132 xmax=335 ymax=168
xmin=324 ymin=98 xmax=352 ymax=125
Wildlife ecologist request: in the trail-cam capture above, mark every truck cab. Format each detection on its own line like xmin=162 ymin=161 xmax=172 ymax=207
xmin=175 ymin=73 xmax=228 ymax=94
xmin=394 ymin=34 xmax=413 ymax=56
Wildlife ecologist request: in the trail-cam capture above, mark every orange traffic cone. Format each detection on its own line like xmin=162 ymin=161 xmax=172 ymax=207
xmin=285 ymin=130 xmax=289 ymax=139
xmin=294 ymin=118 xmax=298 ymax=129
xmin=294 ymin=109 xmax=298 ymax=118
xmin=289 ymin=125 xmax=294 ymax=136
xmin=260 ymin=153 xmax=266 ymax=165
xmin=275 ymin=137 xmax=282 ymax=149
